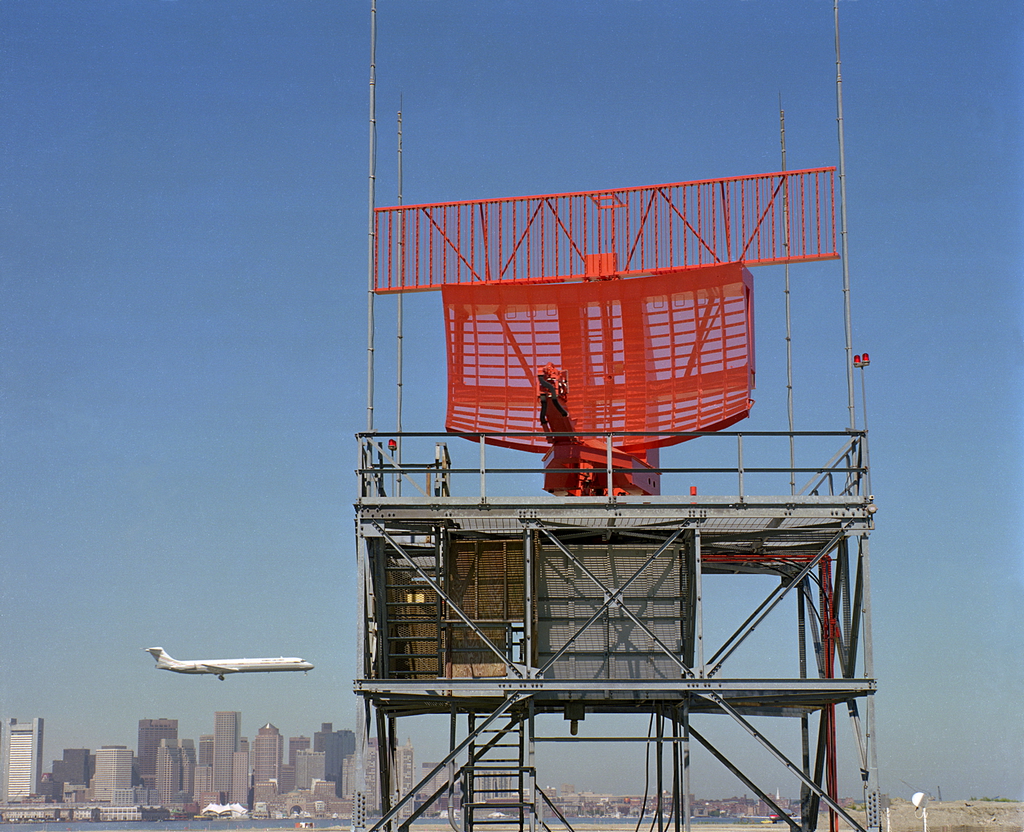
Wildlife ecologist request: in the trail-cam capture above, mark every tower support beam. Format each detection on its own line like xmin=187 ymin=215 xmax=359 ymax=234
xmin=354 ymin=435 xmax=877 ymax=832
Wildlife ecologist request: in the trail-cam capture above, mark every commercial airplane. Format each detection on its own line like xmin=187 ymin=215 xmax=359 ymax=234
xmin=145 ymin=647 xmax=314 ymax=681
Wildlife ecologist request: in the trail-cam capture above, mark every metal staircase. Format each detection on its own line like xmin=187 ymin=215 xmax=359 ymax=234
xmin=463 ymin=715 xmax=535 ymax=832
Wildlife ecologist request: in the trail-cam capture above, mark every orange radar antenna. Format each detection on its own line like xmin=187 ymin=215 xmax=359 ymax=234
xmin=374 ymin=170 xmax=837 ymax=496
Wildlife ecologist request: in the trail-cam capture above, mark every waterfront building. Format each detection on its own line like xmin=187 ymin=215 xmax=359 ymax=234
xmin=253 ymin=779 xmax=278 ymax=805
xmin=195 ymin=783 xmax=223 ymax=808
xmin=213 ymin=711 xmax=240 ymax=796
xmin=155 ymin=738 xmax=195 ymax=806
xmin=92 ymin=746 xmax=133 ymax=804
xmin=62 ymin=783 xmax=88 ymax=803
xmin=1 ymin=718 xmax=44 ymax=802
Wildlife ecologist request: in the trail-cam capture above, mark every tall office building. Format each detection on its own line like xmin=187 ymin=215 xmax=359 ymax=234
xmin=93 ymin=746 xmax=133 ymax=803
xmin=155 ymin=739 xmax=195 ymax=806
xmin=252 ymin=724 xmax=282 ymax=784
xmin=294 ymin=749 xmax=324 ymax=790
xmin=137 ymin=719 xmax=178 ymax=790
xmin=288 ymin=735 xmax=310 ymax=768
xmin=2 ymin=718 xmax=43 ymax=802
xmin=193 ymin=764 xmax=214 ymax=801
xmin=278 ymin=763 xmax=296 ymax=794
xmin=283 ymin=735 xmax=309 ymax=794
xmin=50 ymin=748 xmax=91 ymax=802
xmin=231 ymin=749 xmax=250 ymax=806
xmin=213 ymin=712 xmax=240 ymax=796
xmin=313 ymin=723 xmax=355 ymax=797
xmin=198 ymin=735 xmax=214 ymax=767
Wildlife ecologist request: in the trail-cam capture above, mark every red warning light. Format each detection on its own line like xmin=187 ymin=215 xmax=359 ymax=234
xmin=387 ymin=439 xmax=397 ymax=452
xmin=861 ymin=352 xmax=870 ymax=366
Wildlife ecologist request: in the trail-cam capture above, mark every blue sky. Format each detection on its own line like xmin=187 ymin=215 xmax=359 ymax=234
xmin=1 ymin=0 xmax=1021 ymax=804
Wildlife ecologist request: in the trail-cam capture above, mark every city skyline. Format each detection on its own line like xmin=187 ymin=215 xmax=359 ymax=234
xmin=1 ymin=712 xmax=363 ymax=808
xmin=1 ymin=710 xmax=862 ymax=807
xmin=1 ymin=0 xmax=1020 ymax=805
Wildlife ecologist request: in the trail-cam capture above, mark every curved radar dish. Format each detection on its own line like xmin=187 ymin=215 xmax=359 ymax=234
xmin=443 ymin=263 xmax=756 ymax=454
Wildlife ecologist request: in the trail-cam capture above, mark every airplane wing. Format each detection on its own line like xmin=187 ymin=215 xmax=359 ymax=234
xmin=200 ymin=664 xmax=240 ymax=674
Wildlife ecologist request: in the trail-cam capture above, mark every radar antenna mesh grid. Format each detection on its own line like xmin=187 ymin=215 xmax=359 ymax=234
xmin=443 ymin=263 xmax=755 ymax=453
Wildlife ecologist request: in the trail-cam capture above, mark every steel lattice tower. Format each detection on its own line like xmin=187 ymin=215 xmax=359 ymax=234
xmin=352 ymin=169 xmax=880 ymax=832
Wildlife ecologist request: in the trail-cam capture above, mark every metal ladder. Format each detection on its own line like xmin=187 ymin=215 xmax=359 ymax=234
xmin=463 ymin=714 xmax=536 ymax=832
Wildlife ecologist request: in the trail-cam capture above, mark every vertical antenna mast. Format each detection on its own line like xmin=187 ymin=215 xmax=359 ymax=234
xmin=366 ymin=0 xmax=377 ymax=432
xmin=780 ymin=98 xmax=796 ymax=496
xmin=395 ymin=103 xmax=404 ymax=494
xmin=834 ymin=0 xmax=856 ymax=429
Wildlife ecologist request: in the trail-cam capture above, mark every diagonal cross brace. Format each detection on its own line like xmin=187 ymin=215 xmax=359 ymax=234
xmin=687 ymin=725 xmax=800 ymax=832
xmin=535 ymin=525 xmax=691 ymax=677
xmin=701 ymin=689 xmax=867 ymax=832
xmin=370 ymin=522 xmax=526 ymax=679
xmin=707 ymin=524 xmax=851 ymax=677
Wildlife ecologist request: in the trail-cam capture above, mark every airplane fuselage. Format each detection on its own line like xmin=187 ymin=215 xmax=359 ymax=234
xmin=146 ymin=647 xmax=313 ymax=680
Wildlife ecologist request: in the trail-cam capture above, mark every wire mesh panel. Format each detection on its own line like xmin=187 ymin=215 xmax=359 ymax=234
xmin=445 ymin=539 xmax=525 ymax=678
xmin=444 ymin=264 xmax=754 ymax=452
xmin=536 ymin=543 xmax=685 ymax=680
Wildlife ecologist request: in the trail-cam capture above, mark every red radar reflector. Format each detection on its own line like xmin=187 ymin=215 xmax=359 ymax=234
xmin=443 ymin=263 xmax=755 ymax=453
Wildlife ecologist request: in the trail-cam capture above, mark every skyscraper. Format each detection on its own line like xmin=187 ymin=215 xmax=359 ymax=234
xmin=155 ymin=739 xmax=196 ymax=806
xmin=92 ymin=746 xmax=133 ymax=803
xmin=50 ymin=748 xmax=91 ymax=802
xmin=252 ymin=724 xmax=282 ymax=785
xmin=288 ymin=735 xmax=310 ymax=768
xmin=137 ymin=719 xmax=178 ymax=791
xmin=313 ymin=723 xmax=355 ymax=797
xmin=230 ymin=749 xmax=249 ymax=806
xmin=213 ymin=712 xmax=240 ymax=796
xmin=294 ymin=749 xmax=324 ymax=790
xmin=193 ymin=763 xmax=214 ymax=802
xmin=198 ymin=735 xmax=214 ymax=767
xmin=2 ymin=718 xmax=44 ymax=802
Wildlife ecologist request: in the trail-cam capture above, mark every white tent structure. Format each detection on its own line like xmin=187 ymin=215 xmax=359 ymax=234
xmin=200 ymin=802 xmax=248 ymax=818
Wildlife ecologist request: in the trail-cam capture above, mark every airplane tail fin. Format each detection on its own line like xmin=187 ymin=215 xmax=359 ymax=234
xmin=145 ymin=647 xmax=177 ymax=668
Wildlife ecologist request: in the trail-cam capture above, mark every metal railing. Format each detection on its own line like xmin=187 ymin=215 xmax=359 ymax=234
xmin=358 ymin=429 xmax=868 ymax=500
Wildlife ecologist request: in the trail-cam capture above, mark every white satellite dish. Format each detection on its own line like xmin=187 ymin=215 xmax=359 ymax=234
xmin=912 ymin=792 xmax=929 ymax=809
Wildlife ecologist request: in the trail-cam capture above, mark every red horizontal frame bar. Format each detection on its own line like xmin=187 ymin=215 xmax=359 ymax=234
xmin=374 ymin=167 xmax=837 ymax=293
